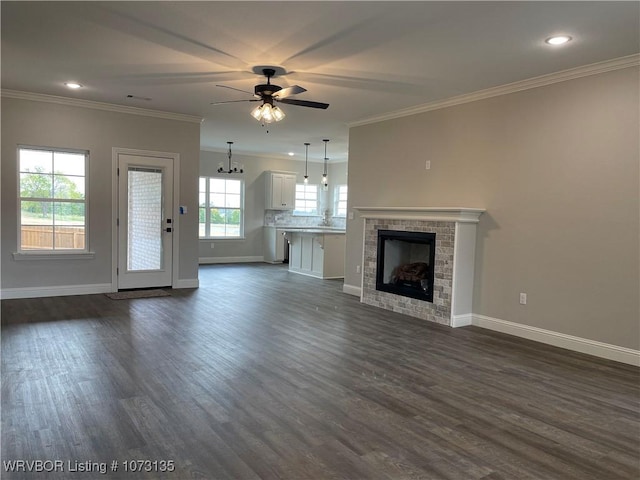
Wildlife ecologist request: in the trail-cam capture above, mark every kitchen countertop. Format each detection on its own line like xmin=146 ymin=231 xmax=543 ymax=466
xmin=278 ymin=227 xmax=346 ymax=234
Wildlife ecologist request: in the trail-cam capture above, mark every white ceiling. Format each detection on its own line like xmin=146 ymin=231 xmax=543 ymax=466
xmin=2 ymin=1 xmax=638 ymax=162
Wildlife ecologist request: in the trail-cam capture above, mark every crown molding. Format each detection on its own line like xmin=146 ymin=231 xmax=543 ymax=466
xmin=348 ymin=54 xmax=640 ymax=128
xmin=1 ymin=89 xmax=203 ymax=124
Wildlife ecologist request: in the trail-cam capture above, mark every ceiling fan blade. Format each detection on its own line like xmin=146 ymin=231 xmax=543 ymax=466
xmin=216 ymin=84 xmax=256 ymax=96
xmin=273 ymin=85 xmax=306 ymax=99
xmin=210 ymin=99 xmax=260 ymax=105
xmin=278 ymin=98 xmax=329 ymax=109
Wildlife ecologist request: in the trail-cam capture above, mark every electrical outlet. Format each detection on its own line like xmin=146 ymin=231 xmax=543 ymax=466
xmin=348 ymin=211 xmax=354 ymax=220
xmin=356 ymin=265 xmax=361 ymax=274
xmin=210 ymin=243 xmax=215 ymax=249
xmin=519 ymin=292 xmax=527 ymax=305
xmin=425 ymin=160 xmax=431 ymax=170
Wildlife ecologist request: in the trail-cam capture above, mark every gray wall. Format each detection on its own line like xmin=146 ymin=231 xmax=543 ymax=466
xmin=1 ymin=97 xmax=201 ymax=290
xmin=345 ymin=67 xmax=639 ymax=350
xmin=199 ymin=150 xmax=347 ymax=260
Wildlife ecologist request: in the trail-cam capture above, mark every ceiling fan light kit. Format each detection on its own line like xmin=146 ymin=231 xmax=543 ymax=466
xmin=250 ymin=103 xmax=285 ymax=123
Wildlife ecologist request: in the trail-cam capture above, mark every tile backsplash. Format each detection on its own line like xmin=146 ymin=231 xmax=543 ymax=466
xmin=264 ymin=210 xmax=346 ymax=229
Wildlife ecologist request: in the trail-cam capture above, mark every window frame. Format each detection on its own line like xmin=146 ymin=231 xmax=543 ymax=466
xmin=199 ymin=176 xmax=245 ymax=239
xmin=293 ymin=183 xmax=320 ymax=216
xmin=333 ymin=184 xmax=348 ymax=217
xmin=17 ymin=145 xmax=90 ymax=255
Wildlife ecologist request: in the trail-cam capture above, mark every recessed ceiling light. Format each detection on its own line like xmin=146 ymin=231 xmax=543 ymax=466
xmin=545 ymin=35 xmax=572 ymax=46
xmin=64 ymin=82 xmax=82 ymax=89
xmin=288 ymin=152 xmax=295 ymax=156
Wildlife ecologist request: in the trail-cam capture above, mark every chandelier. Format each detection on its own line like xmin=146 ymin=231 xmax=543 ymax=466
xmin=217 ymin=141 xmax=243 ymax=174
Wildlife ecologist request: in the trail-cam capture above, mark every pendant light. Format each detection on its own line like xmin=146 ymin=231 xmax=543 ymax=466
xmin=303 ymin=142 xmax=310 ymax=183
xmin=217 ymin=141 xmax=243 ymax=174
xmin=321 ymin=139 xmax=329 ymax=188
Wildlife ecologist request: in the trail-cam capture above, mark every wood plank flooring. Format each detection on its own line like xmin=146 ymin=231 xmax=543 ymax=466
xmin=2 ymin=263 xmax=639 ymax=479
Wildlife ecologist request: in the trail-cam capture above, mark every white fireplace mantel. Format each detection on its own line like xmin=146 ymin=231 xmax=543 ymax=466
xmin=353 ymin=207 xmax=485 ymax=223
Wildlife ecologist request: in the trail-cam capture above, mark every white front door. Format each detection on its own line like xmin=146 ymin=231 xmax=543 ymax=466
xmin=117 ymin=154 xmax=174 ymax=289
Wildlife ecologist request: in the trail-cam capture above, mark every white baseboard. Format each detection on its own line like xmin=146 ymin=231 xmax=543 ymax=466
xmin=451 ymin=314 xmax=473 ymax=328
xmin=288 ymin=267 xmax=324 ymax=279
xmin=174 ymin=278 xmax=199 ymax=289
xmin=472 ymin=314 xmax=640 ymax=367
xmin=342 ymin=284 xmax=362 ymax=297
xmin=199 ymin=256 xmax=264 ymax=264
xmin=1 ymin=283 xmax=113 ymax=300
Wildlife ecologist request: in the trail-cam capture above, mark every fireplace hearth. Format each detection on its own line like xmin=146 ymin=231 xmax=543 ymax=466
xmin=376 ymin=230 xmax=436 ymax=302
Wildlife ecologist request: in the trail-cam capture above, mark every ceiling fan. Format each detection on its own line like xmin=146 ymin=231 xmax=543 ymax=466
xmin=211 ymin=68 xmax=329 ymax=123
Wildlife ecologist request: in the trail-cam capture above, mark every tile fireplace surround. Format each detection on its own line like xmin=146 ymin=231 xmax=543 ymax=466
xmin=355 ymin=207 xmax=485 ymax=327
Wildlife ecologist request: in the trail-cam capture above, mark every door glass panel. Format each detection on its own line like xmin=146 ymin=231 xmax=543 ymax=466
xmin=127 ymin=167 xmax=163 ymax=271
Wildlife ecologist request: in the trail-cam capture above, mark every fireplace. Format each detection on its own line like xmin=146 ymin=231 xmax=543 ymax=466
xmin=376 ymin=230 xmax=436 ymax=302
xmin=355 ymin=207 xmax=484 ymax=327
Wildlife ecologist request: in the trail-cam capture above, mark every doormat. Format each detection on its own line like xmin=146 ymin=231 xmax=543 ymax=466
xmin=105 ymin=289 xmax=171 ymax=300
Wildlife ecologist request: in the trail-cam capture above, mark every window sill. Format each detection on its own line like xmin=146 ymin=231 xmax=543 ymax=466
xmin=13 ymin=251 xmax=95 ymax=261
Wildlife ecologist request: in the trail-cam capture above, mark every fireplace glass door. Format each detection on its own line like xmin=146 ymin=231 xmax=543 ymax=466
xmin=376 ymin=230 xmax=436 ymax=302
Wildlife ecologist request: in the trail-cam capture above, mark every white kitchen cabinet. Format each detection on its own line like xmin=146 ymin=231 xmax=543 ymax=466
xmin=263 ymin=226 xmax=288 ymax=263
xmin=282 ymin=229 xmax=346 ymax=279
xmin=265 ymin=171 xmax=296 ymax=210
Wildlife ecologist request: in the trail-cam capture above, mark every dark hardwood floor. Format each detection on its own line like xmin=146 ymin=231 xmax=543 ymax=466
xmin=2 ymin=263 xmax=639 ymax=479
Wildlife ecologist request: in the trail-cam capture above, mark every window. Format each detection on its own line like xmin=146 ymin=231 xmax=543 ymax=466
xmin=294 ymin=183 xmax=318 ymax=215
xmin=334 ymin=184 xmax=348 ymax=217
xmin=19 ymin=147 xmax=87 ymax=251
xmin=199 ymin=177 xmax=243 ymax=238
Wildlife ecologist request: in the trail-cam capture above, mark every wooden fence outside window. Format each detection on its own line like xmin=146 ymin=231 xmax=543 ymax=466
xmin=21 ymin=226 xmax=85 ymax=250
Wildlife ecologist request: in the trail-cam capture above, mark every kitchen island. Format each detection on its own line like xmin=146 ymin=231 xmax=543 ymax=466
xmin=280 ymin=228 xmax=346 ymax=279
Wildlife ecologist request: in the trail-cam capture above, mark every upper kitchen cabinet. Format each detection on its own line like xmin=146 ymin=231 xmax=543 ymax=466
xmin=265 ymin=171 xmax=296 ymax=210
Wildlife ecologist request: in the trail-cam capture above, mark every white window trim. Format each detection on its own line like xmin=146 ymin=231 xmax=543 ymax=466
xmin=16 ymin=145 xmax=90 ymax=255
xmin=199 ymin=176 xmax=245 ymax=239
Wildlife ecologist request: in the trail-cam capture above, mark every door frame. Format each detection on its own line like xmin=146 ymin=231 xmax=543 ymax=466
xmin=111 ymin=147 xmax=181 ymax=292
